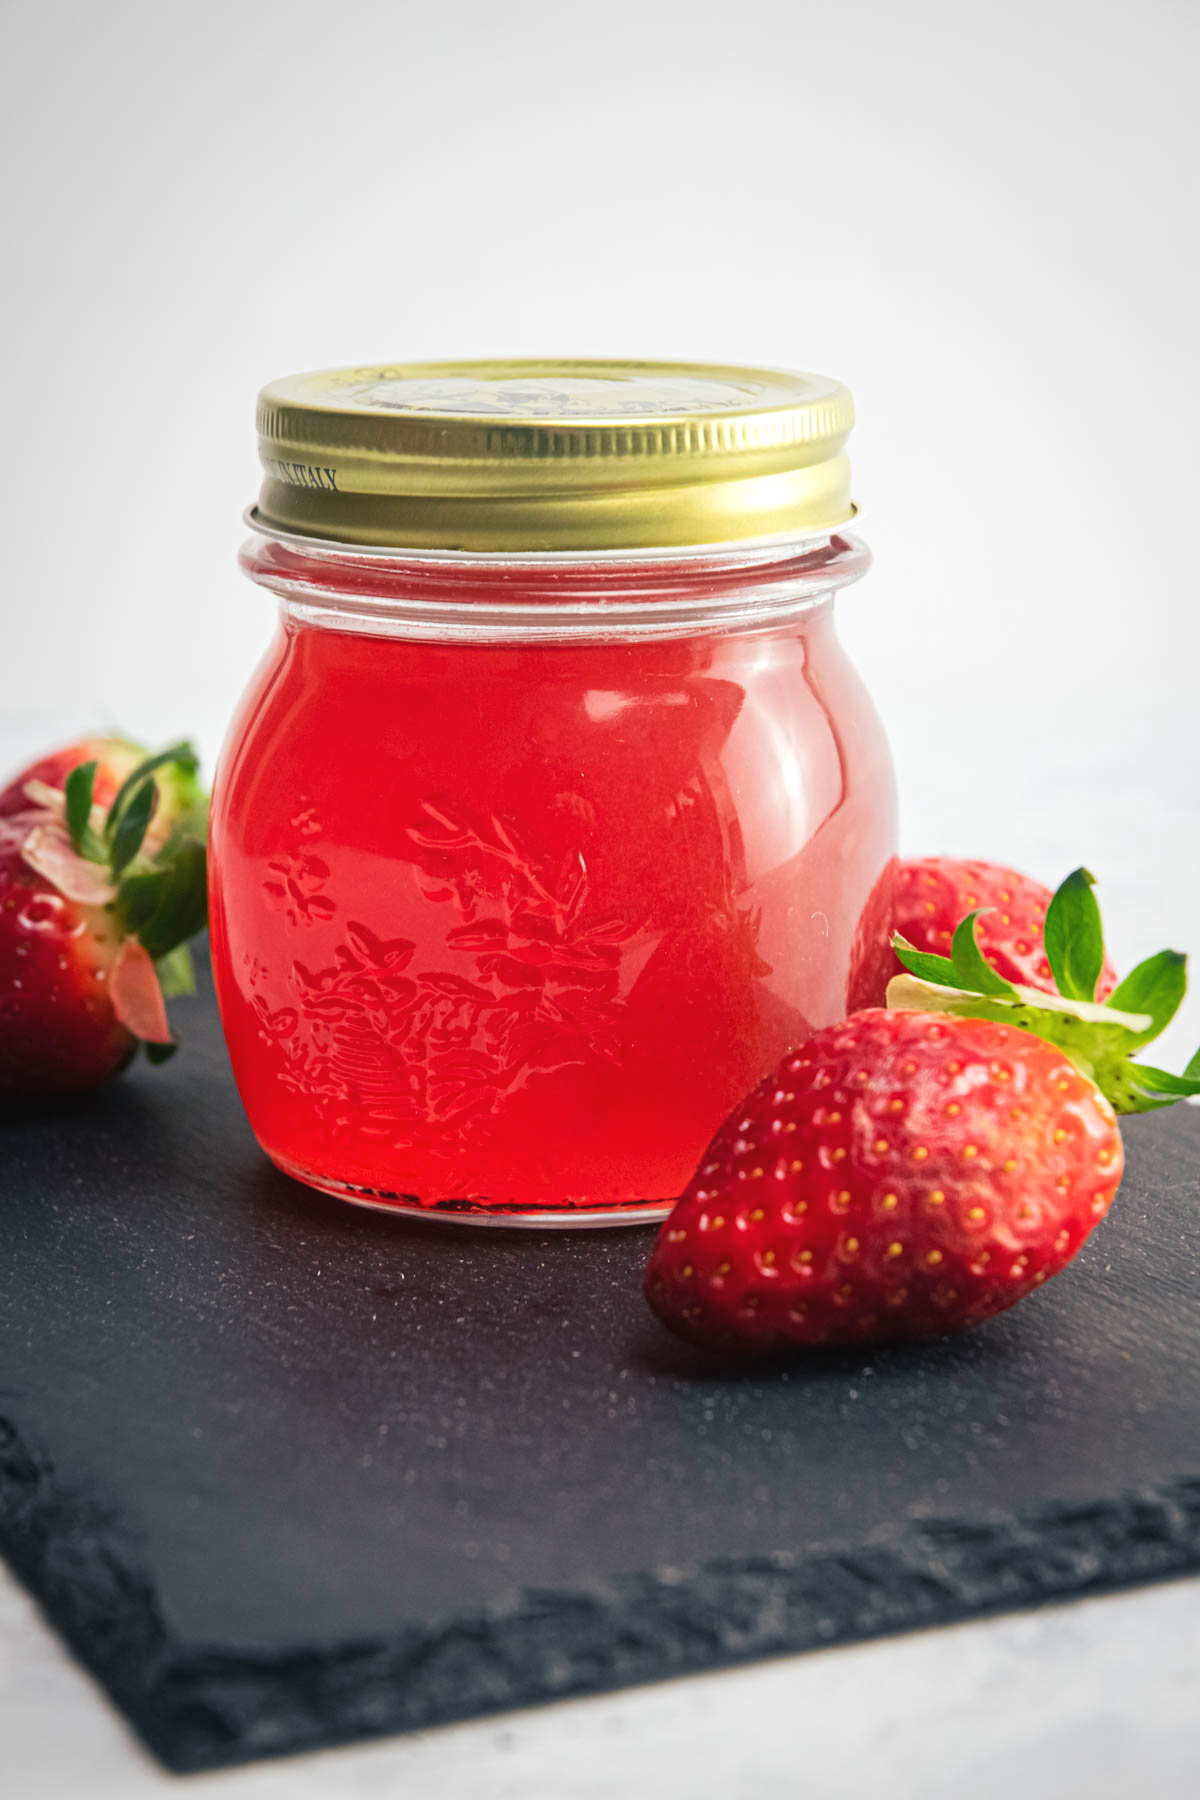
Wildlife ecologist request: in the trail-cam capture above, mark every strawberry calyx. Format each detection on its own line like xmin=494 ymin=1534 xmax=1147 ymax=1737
xmin=18 ymin=740 xmax=208 ymax=1059
xmin=888 ymin=867 xmax=1200 ymax=1115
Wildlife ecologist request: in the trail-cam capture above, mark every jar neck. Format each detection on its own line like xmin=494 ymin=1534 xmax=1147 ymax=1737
xmin=240 ymin=520 xmax=870 ymax=645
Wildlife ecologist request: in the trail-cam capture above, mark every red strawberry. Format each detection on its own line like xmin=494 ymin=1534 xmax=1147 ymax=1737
xmin=0 ymin=741 xmax=208 ymax=1098
xmin=891 ymin=857 xmax=1117 ymax=998
xmin=645 ymin=1010 xmax=1122 ymax=1351
xmin=0 ymin=734 xmax=143 ymax=819
xmin=646 ymin=871 xmax=1199 ymax=1353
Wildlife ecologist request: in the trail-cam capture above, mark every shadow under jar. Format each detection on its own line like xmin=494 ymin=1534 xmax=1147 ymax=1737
xmin=210 ymin=358 xmax=898 ymax=1225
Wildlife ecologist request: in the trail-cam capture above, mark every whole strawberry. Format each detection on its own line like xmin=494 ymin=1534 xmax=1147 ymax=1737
xmin=0 ymin=740 xmax=208 ymax=1098
xmin=645 ymin=1010 xmax=1123 ymax=1350
xmin=647 ymin=871 xmax=1199 ymax=1352
xmin=891 ymin=857 xmax=1117 ymax=998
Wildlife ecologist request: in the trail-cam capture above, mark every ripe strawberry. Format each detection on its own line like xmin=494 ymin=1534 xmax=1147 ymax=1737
xmin=0 ymin=741 xmax=208 ymax=1098
xmin=645 ymin=1010 xmax=1122 ymax=1351
xmin=647 ymin=870 xmax=1199 ymax=1352
xmin=891 ymin=857 xmax=1117 ymax=998
xmin=0 ymin=734 xmax=143 ymax=819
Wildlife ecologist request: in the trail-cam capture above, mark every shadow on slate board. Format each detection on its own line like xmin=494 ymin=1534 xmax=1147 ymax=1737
xmin=1 ymin=961 xmax=1198 ymax=1773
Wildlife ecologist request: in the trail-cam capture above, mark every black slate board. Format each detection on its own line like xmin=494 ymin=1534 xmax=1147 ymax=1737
xmin=1 ymin=965 xmax=1199 ymax=1774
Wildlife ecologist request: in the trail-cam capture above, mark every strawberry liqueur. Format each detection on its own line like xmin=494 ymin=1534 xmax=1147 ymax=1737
xmin=210 ymin=360 xmax=898 ymax=1224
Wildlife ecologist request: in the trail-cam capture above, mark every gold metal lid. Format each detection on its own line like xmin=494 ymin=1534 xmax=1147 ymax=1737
xmin=254 ymin=358 xmax=856 ymax=553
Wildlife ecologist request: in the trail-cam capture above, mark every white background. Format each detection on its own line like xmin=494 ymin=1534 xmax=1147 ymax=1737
xmin=1 ymin=2 xmax=1198 ymax=1793
xmin=3 ymin=0 xmax=1197 ymax=1058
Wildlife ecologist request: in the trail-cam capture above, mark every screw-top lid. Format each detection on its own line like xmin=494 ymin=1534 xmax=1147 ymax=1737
xmin=254 ymin=357 xmax=856 ymax=553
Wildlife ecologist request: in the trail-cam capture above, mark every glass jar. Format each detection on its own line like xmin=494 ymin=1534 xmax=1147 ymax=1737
xmin=210 ymin=360 xmax=897 ymax=1226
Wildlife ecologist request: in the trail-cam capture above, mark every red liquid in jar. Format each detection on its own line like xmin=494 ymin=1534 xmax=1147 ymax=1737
xmin=210 ymin=565 xmax=896 ymax=1220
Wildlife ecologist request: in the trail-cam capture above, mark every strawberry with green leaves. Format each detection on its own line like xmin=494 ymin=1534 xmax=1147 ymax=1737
xmin=0 ymin=739 xmax=209 ymax=1098
xmin=890 ymin=856 xmax=1118 ymax=998
xmin=888 ymin=868 xmax=1197 ymax=1113
xmin=645 ymin=870 xmax=1198 ymax=1354
xmin=0 ymin=734 xmax=145 ymax=820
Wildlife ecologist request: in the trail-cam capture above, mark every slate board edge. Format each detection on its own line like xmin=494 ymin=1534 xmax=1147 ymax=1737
xmin=3 ymin=1411 xmax=1198 ymax=1775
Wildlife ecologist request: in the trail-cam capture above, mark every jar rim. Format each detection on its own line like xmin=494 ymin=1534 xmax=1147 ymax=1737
xmin=241 ymin=514 xmax=871 ymax=645
xmin=242 ymin=507 xmax=862 ymax=569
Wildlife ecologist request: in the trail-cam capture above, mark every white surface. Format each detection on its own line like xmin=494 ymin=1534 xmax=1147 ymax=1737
xmin=2 ymin=1 xmax=1199 ymax=1792
xmin=4 ymin=1562 xmax=1198 ymax=1799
